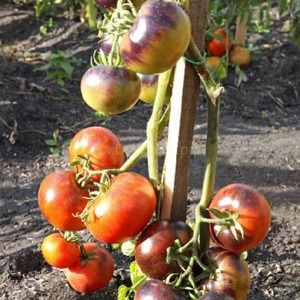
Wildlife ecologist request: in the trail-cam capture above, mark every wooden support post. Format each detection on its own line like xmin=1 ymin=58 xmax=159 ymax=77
xmin=160 ymin=0 xmax=209 ymax=221
xmin=235 ymin=12 xmax=250 ymax=47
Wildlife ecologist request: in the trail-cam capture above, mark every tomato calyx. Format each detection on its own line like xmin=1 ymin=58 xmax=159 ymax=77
xmin=92 ymin=0 xmax=137 ymax=67
xmin=208 ymin=208 xmax=244 ymax=241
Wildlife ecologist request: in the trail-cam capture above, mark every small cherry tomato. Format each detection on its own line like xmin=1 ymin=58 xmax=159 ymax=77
xmin=41 ymin=232 xmax=80 ymax=268
xmin=69 ymin=126 xmax=125 ymax=182
xmin=207 ymin=29 xmax=231 ymax=57
xmin=208 ymin=183 xmax=271 ymax=253
xmin=63 ymin=243 xmax=114 ymax=293
xmin=38 ymin=170 xmax=88 ymax=231
xmin=80 ymin=65 xmax=141 ymax=115
xmin=86 ymin=172 xmax=157 ymax=243
xmin=134 ymin=219 xmax=193 ymax=280
xmin=229 ymin=46 xmax=251 ymax=68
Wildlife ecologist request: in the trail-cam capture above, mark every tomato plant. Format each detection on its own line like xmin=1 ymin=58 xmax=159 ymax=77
xmin=134 ymin=279 xmax=185 ymax=300
xmin=63 ymin=243 xmax=114 ymax=293
xmin=120 ymin=0 xmax=191 ymax=74
xmin=38 ymin=170 xmax=88 ymax=231
xmin=208 ymin=183 xmax=271 ymax=253
xmin=229 ymin=46 xmax=251 ymax=68
xmin=206 ymin=29 xmax=232 ymax=57
xmin=41 ymin=232 xmax=80 ymax=268
xmin=69 ymin=126 xmax=125 ymax=181
xmin=134 ymin=220 xmax=193 ymax=280
xmin=80 ymin=65 xmax=141 ymax=115
xmin=86 ymin=172 xmax=157 ymax=243
xmin=199 ymin=247 xmax=250 ymax=300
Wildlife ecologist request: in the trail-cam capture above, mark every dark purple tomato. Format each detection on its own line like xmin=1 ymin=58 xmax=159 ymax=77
xmin=120 ymin=0 xmax=191 ymax=74
xmin=198 ymin=291 xmax=235 ymax=300
xmin=134 ymin=279 xmax=186 ymax=300
xmin=134 ymin=220 xmax=193 ymax=280
xmin=98 ymin=33 xmax=114 ymax=54
xmin=138 ymin=74 xmax=158 ymax=103
xmin=199 ymin=247 xmax=250 ymax=300
xmin=80 ymin=65 xmax=141 ymax=115
xmin=94 ymin=0 xmax=117 ymax=10
xmin=208 ymin=183 xmax=271 ymax=253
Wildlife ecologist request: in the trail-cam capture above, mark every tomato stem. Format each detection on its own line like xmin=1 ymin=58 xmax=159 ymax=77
xmin=146 ymin=69 xmax=173 ymax=186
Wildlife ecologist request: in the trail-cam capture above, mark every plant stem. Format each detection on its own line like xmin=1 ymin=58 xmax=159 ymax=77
xmin=197 ymin=93 xmax=220 ymax=253
xmin=146 ymin=69 xmax=173 ymax=186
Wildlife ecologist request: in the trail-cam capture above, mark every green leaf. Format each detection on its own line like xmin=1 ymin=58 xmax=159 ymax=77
xmin=60 ymin=61 xmax=73 ymax=78
xmin=52 ymin=129 xmax=59 ymax=141
xmin=45 ymin=139 xmax=57 ymax=146
xmin=46 ymin=71 xmax=58 ymax=80
xmin=208 ymin=208 xmax=229 ymax=219
xmin=57 ymin=77 xmax=65 ymax=87
xmin=117 ymin=285 xmax=131 ymax=300
xmin=50 ymin=147 xmax=59 ymax=154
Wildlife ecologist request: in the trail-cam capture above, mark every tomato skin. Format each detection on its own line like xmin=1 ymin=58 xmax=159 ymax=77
xmin=41 ymin=233 xmax=80 ymax=268
xmin=229 ymin=46 xmax=251 ymax=68
xmin=120 ymin=0 xmax=191 ymax=74
xmin=95 ymin=0 xmax=117 ymax=9
xmin=208 ymin=183 xmax=271 ymax=253
xmin=86 ymin=172 xmax=157 ymax=243
xmin=198 ymin=291 xmax=235 ymax=300
xmin=134 ymin=279 xmax=186 ymax=300
xmin=199 ymin=247 xmax=250 ymax=300
xmin=63 ymin=243 xmax=114 ymax=293
xmin=38 ymin=170 xmax=88 ymax=231
xmin=207 ymin=29 xmax=231 ymax=57
xmin=80 ymin=65 xmax=141 ymax=115
xmin=69 ymin=126 xmax=125 ymax=181
xmin=138 ymin=74 xmax=158 ymax=104
xmin=134 ymin=220 xmax=193 ymax=280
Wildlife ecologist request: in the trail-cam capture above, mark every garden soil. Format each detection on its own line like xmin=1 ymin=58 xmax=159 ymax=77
xmin=0 ymin=1 xmax=299 ymax=299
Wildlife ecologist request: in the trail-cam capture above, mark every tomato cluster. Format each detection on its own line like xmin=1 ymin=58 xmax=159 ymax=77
xmin=205 ymin=28 xmax=251 ymax=79
xmin=38 ymin=125 xmax=157 ymax=293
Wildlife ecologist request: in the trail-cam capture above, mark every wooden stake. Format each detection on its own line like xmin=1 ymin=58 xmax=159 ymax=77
xmin=160 ymin=0 xmax=209 ymax=221
xmin=235 ymin=12 xmax=250 ymax=46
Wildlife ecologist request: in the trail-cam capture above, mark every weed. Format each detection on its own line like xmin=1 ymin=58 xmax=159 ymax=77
xmin=35 ymin=51 xmax=82 ymax=86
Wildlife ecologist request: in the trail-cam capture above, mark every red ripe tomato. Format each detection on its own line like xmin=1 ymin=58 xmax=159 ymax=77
xmin=208 ymin=183 xmax=271 ymax=253
xmin=38 ymin=170 xmax=88 ymax=231
xmin=207 ymin=29 xmax=231 ymax=57
xmin=63 ymin=243 xmax=114 ymax=293
xmin=134 ymin=220 xmax=193 ymax=280
xmin=69 ymin=126 xmax=125 ymax=181
xmin=120 ymin=0 xmax=191 ymax=74
xmin=80 ymin=65 xmax=141 ymax=115
xmin=199 ymin=247 xmax=250 ymax=300
xmin=86 ymin=172 xmax=157 ymax=244
xmin=41 ymin=233 xmax=80 ymax=268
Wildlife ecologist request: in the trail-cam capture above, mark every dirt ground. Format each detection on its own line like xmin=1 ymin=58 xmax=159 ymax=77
xmin=0 ymin=1 xmax=299 ymax=299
